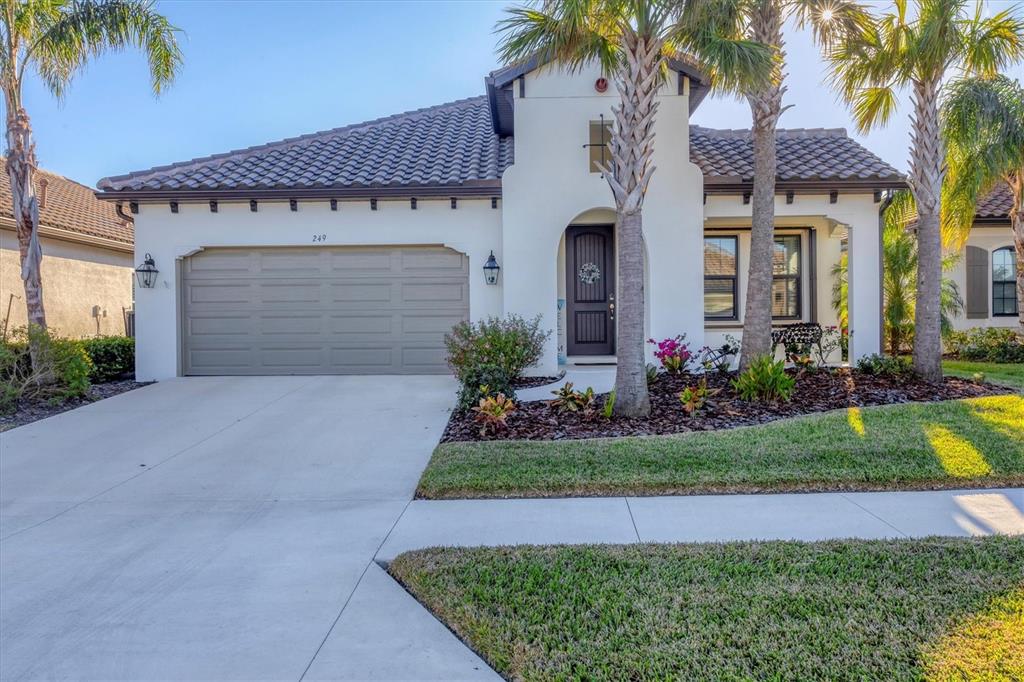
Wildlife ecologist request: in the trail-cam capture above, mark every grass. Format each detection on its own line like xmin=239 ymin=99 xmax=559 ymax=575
xmin=944 ymin=361 xmax=1024 ymax=391
xmin=390 ymin=537 xmax=1024 ymax=681
xmin=418 ymin=396 xmax=1024 ymax=498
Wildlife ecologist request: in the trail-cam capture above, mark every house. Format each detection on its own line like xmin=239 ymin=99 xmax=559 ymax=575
xmin=950 ymin=183 xmax=1019 ymax=329
xmin=95 ymin=60 xmax=903 ymax=381
xmin=1 ymin=164 xmax=134 ymax=338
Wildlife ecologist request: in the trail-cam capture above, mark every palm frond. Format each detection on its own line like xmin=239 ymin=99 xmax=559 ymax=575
xmin=941 ymin=74 xmax=1024 ymax=247
xmin=26 ymin=0 xmax=182 ymax=98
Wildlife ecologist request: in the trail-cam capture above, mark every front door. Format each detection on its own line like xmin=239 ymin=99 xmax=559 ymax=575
xmin=565 ymin=224 xmax=615 ymax=356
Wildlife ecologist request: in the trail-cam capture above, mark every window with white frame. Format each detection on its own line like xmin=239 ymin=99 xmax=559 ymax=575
xmin=993 ymin=247 xmax=1018 ymax=316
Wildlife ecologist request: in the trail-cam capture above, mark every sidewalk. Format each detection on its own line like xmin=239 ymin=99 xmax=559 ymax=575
xmin=376 ymin=487 xmax=1024 ymax=561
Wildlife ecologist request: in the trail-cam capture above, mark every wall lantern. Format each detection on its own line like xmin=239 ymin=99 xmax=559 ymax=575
xmin=135 ymin=253 xmax=159 ymax=289
xmin=483 ymin=251 xmax=500 ymax=285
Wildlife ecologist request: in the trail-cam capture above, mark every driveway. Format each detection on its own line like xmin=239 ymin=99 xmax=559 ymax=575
xmin=0 ymin=376 xmax=494 ymax=681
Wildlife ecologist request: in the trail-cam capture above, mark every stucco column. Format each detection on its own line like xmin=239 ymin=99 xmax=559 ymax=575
xmin=847 ymin=219 xmax=882 ymax=361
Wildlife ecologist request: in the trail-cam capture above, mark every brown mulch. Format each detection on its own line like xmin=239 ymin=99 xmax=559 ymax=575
xmin=0 ymin=380 xmax=152 ymax=432
xmin=442 ymin=369 xmax=1009 ymax=442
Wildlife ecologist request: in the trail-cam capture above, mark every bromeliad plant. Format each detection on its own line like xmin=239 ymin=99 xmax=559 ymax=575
xmin=472 ymin=393 xmax=516 ymax=437
xmin=648 ymin=335 xmax=692 ymax=374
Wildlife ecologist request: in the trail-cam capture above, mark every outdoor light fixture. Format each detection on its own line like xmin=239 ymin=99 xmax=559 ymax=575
xmin=135 ymin=253 xmax=159 ymax=289
xmin=483 ymin=251 xmax=500 ymax=285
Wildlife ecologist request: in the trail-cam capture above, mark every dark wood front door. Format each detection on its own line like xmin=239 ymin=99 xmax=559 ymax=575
xmin=566 ymin=224 xmax=615 ymax=356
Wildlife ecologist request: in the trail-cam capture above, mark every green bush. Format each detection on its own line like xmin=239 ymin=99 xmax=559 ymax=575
xmin=445 ymin=315 xmax=551 ymax=382
xmin=0 ymin=326 xmax=92 ymax=413
xmin=455 ymin=363 xmax=517 ymax=413
xmin=81 ymin=336 xmax=135 ymax=382
xmin=856 ymin=353 xmax=913 ymax=376
xmin=945 ymin=327 xmax=1024 ymax=363
xmin=732 ymin=355 xmax=795 ymax=403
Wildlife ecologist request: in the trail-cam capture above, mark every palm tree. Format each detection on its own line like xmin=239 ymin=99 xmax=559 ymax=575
xmin=832 ymin=189 xmax=964 ymax=355
xmin=826 ymin=0 xmax=1024 ymax=381
xmin=941 ymin=74 xmax=1024 ymax=326
xmin=2 ymin=0 xmax=182 ymax=332
xmin=497 ymin=0 xmax=771 ymax=416
xmin=690 ymin=0 xmax=869 ymax=370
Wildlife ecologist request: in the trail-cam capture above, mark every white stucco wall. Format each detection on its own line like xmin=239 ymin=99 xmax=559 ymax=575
xmin=948 ymin=225 xmax=1019 ymax=330
xmin=131 ymin=198 xmax=502 ymax=380
xmin=501 ymin=61 xmax=705 ymax=375
xmin=703 ymin=193 xmax=882 ymax=361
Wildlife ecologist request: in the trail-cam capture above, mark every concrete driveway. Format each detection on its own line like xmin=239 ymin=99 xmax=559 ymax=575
xmin=0 ymin=376 xmax=494 ymax=681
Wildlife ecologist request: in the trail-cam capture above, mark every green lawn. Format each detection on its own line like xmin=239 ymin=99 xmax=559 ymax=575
xmin=418 ymin=396 xmax=1024 ymax=498
xmin=391 ymin=537 xmax=1024 ymax=681
xmin=944 ymin=360 xmax=1024 ymax=391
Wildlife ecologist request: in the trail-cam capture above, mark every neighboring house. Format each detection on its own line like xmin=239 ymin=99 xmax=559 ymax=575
xmin=96 ymin=60 xmax=902 ymax=381
xmin=1 ymin=163 xmax=134 ymax=338
xmin=949 ymin=183 xmax=1019 ymax=329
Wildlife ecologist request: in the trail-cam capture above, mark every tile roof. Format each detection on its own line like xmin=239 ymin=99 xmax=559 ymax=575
xmin=975 ymin=183 xmax=1012 ymax=220
xmin=98 ymin=97 xmax=512 ymax=195
xmin=97 ymin=97 xmax=903 ymax=197
xmin=691 ymin=126 xmax=903 ymax=186
xmin=2 ymin=162 xmax=132 ymax=245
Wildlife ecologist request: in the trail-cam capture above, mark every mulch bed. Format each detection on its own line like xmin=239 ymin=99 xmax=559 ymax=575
xmin=442 ymin=369 xmax=1009 ymax=442
xmin=0 ymin=379 xmax=151 ymax=432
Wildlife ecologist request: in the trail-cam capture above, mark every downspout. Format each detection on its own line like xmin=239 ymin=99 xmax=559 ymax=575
xmin=115 ymin=201 xmax=134 ymax=224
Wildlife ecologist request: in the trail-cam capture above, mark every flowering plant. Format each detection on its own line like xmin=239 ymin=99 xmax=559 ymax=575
xmin=647 ymin=335 xmax=692 ymax=374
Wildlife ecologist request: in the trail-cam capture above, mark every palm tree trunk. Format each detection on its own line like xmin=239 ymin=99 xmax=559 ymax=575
xmin=1010 ymin=173 xmax=1023 ymax=329
xmin=604 ymin=29 xmax=660 ymax=417
xmin=4 ymin=101 xmax=46 ymax=330
xmin=614 ymin=208 xmax=650 ymax=415
xmin=740 ymin=1 xmax=784 ymax=370
xmin=909 ymin=76 xmax=943 ymax=382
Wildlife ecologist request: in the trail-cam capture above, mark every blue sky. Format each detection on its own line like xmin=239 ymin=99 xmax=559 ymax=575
xmin=19 ymin=0 xmax=1024 ymax=187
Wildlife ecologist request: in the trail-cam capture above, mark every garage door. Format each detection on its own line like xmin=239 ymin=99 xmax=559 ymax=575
xmin=181 ymin=246 xmax=469 ymax=375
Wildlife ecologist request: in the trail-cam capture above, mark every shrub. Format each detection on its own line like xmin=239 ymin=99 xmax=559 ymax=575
xmin=445 ymin=315 xmax=551 ymax=382
xmin=455 ymin=363 xmax=516 ymax=412
xmin=856 ymin=353 xmax=913 ymax=377
xmin=731 ymin=355 xmax=795 ymax=403
xmin=945 ymin=327 xmax=1024 ymax=363
xmin=602 ymin=390 xmax=616 ymax=420
xmin=648 ymin=335 xmax=692 ymax=373
xmin=472 ymin=393 xmax=516 ymax=437
xmin=1 ymin=326 xmax=92 ymax=413
xmin=678 ymin=377 xmax=718 ymax=416
xmin=81 ymin=336 xmax=135 ymax=383
xmin=547 ymin=382 xmax=596 ymax=416
xmin=646 ymin=363 xmax=661 ymax=385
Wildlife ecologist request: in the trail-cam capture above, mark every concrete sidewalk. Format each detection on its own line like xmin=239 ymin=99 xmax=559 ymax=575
xmin=376 ymin=487 xmax=1024 ymax=561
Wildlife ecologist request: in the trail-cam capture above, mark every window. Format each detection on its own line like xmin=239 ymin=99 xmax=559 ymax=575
xmin=771 ymin=235 xmax=801 ymax=319
xmin=588 ymin=120 xmax=612 ymax=172
xmin=704 ymin=236 xmax=738 ymax=320
xmin=993 ymin=247 xmax=1018 ymax=316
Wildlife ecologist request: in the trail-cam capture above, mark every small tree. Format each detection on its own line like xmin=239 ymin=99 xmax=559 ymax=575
xmin=941 ymin=75 xmax=1024 ymax=327
xmin=1 ymin=0 xmax=182 ymax=334
xmin=497 ymin=0 xmax=771 ymax=416
xmin=826 ymin=0 xmax=1024 ymax=381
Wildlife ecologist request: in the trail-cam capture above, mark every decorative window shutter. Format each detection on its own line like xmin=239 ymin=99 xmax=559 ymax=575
xmin=965 ymin=245 xmax=989 ymax=319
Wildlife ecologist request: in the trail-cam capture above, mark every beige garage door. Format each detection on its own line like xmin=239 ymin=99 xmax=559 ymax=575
xmin=181 ymin=246 xmax=469 ymax=375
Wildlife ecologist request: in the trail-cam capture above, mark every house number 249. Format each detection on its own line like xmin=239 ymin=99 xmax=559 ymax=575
xmin=312 ymin=234 xmax=328 ymax=243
